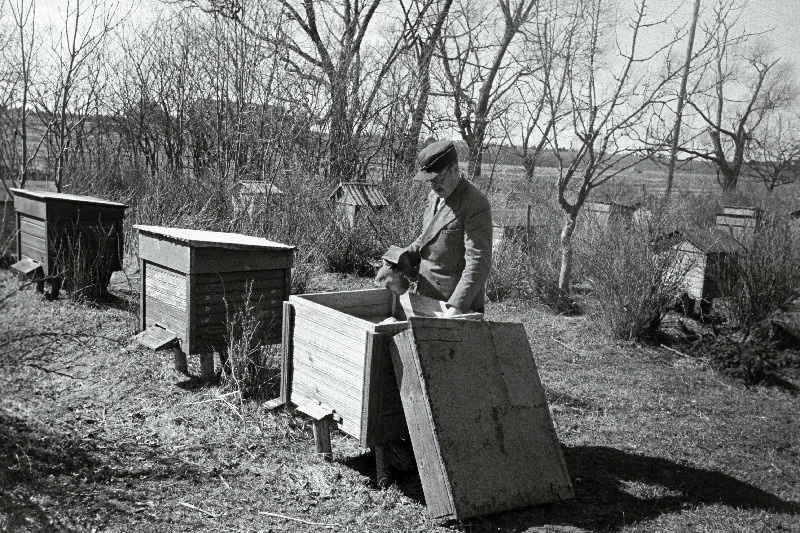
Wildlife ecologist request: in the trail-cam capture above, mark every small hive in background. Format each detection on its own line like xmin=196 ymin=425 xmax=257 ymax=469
xmin=584 ymin=200 xmax=637 ymax=229
xmin=715 ymin=206 xmax=764 ymax=241
xmin=10 ymin=189 xmax=126 ymax=298
xmin=135 ymin=225 xmax=294 ymax=379
xmin=329 ymin=182 xmax=388 ymax=228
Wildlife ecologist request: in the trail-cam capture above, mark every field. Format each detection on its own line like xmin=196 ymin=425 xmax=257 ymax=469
xmin=1 ymin=261 xmax=798 ymax=533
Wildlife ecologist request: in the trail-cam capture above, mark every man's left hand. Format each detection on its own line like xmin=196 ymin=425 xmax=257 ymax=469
xmin=442 ymin=305 xmax=468 ymax=317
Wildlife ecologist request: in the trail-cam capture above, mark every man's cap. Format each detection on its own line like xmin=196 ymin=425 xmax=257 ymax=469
xmin=413 ymin=140 xmax=458 ymax=181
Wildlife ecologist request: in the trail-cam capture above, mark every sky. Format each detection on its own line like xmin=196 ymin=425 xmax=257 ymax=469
xmin=25 ymin=0 xmax=800 ymax=66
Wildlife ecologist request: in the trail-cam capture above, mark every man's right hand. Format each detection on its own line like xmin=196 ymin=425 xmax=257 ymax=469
xmin=374 ymin=262 xmax=410 ymax=296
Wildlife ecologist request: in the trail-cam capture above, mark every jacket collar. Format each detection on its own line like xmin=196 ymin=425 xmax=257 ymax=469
xmin=416 ymin=177 xmax=469 ymax=248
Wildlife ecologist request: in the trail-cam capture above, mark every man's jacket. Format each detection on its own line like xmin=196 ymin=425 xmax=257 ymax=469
xmin=405 ymin=177 xmax=492 ymax=311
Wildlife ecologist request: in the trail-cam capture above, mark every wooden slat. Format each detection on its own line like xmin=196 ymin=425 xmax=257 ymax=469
xmin=48 ymin=203 xmax=125 ymax=222
xmin=20 ymin=218 xmax=46 ymax=239
xmin=19 ymin=233 xmax=45 ymax=252
xmin=194 ymin=269 xmax=286 ymax=284
xmin=292 ymin=355 xmax=363 ymax=403
xmin=146 ymin=296 xmax=186 ymax=325
xmin=291 ymin=371 xmax=362 ymax=429
xmin=281 ymin=302 xmax=294 ymax=405
xmin=293 ymin=315 xmax=367 ymax=363
xmin=194 ymin=279 xmax=286 ymax=295
xmin=194 ymin=287 xmax=284 ymax=304
xmin=297 ymin=289 xmax=392 ymax=315
xmin=290 ymin=297 xmax=374 ymax=333
xmin=20 ymin=243 xmax=46 ymax=264
xmin=145 ymin=311 xmax=186 ymax=338
xmin=292 ymin=337 xmax=364 ymax=380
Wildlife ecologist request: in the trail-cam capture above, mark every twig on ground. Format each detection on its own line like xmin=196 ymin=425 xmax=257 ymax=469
xmin=26 ymin=363 xmax=78 ymax=379
xmin=258 ymin=511 xmax=340 ymax=529
xmin=660 ymin=344 xmax=707 ymax=364
xmin=178 ymin=501 xmax=218 ymax=518
xmin=219 ymin=474 xmax=231 ymax=490
xmin=552 ymin=337 xmax=581 ymax=354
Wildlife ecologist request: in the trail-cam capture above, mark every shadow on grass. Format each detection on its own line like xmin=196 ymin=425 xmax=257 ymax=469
xmin=0 ymin=412 xmax=205 ymax=532
xmin=459 ymin=445 xmax=799 ymax=532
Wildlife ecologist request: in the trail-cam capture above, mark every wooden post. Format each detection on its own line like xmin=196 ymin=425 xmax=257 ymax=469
xmin=297 ymin=403 xmax=335 ymax=462
xmin=173 ymin=345 xmax=188 ymax=374
xmin=312 ymin=418 xmax=333 ymax=462
xmin=200 ymin=352 xmax=215 ymax=383
xmin=374 ymin=445 xmax=393 ymax=489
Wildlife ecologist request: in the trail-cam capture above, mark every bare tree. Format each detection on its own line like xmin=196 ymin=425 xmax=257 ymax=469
xmin=664 ymin=0 xmax=700 ymax=198
xmin=175 ymin=0 xmax=432 ymax=184
xmin=544 ymin=0 xmax=681 ymax=305
xmin=678 ymin=1 xmax=796 ymax=192
xmin=500 ymin=0 xmax=579 ymax=180
xmin=746 ymin=108 xmax=800 ymax=193
xmin=435 ymin=0 xmax=538 ymax=181
xmin=36 ymin=0 xmax=121 ymax=191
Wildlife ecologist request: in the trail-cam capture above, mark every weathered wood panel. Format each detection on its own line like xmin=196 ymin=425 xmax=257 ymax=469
xmin=194 ymin=269 xmax=285 ymax=284
xmin=193 ymin=248 xmax=293 ymax=274
xmin=361 ymin=331 xmax=407 ymax=448
xmin=12 ymin=196 xmax=47 ymax=219
xmin=20 ymin=217 xmax=45 ymax=239
xmin=138 ymin=233 xmax=191 ymax=273
xmin=390 ymin=318 xmax=573 ymax=521
xmin=19 ymin=243 xmax=46 ymax=264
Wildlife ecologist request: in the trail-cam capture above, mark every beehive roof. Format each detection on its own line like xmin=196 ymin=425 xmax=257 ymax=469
xmin=661 ymin=227 xmax=742 ymax=254
xmin=11 ymin=188 xmax=127 ymax=207
xmin=329 ymin=182 xmax=388 ymax=207
xmin=134 ymin=225 xmax=295 ymax=250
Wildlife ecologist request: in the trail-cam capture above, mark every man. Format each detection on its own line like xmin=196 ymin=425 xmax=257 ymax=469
xmin=378 ymin=140 xmax=492 ymax=315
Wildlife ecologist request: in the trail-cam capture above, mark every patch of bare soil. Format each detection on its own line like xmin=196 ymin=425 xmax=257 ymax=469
xmin=1 ymin=268 xmax=799 ymax=532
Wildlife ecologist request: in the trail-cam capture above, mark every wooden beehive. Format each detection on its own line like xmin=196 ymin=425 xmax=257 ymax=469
xmin=282 ymin=290 xmax=482 ymax=448
xmin=11 ymin=189 xmax=126 ymax=295
xmin=136 ymin=225 xmax=294 ymax=355
xmin=390 ymin=317 xmax=574 ymax=520
xmin=283 ymin=289 xmax=409 ymax=448
xmin=715 ymin=206 xmax=764 ymax=241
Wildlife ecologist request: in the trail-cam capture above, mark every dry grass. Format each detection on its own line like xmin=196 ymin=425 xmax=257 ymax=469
xmin=1 ymin=265 xmax=798 ymax=533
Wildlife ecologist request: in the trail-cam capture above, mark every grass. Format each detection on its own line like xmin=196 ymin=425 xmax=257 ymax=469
xmin=1 ymin=263 xmax=798 ymax=532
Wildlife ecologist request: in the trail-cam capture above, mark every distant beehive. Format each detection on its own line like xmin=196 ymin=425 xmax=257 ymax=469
xmin=715 ymin=206 xmax=764 ymax=241
xmin=656 ymin=227 xmax=742 ymax=313
xmin=11 ymin=189 xmax=126 ymax=298
xmin=585 ymin=201 xmax=636 ymax=228
xmin=230 ymin=180 xmax=283 ymax=217
xmin=492 ymin=207 xmax=531 ymax=248
xmin=329 ymin=182 xmax=388 ymax=227
xmin=135 ymin=226 xmax=294 ymax=357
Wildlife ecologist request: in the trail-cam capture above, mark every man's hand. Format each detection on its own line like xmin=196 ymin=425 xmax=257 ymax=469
xmin=374 ymin=262 xmax=410 ymax=296
xmin=442 ymin=305 xmax=468 ymax=317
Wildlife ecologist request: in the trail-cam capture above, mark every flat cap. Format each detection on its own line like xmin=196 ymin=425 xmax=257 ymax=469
xmin=413 ymin=140 xmax=458 ymax=181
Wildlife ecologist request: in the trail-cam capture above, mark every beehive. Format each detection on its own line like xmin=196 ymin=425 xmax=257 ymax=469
xmin=11 ymin=189 xmax=126 ymax=296
xmin=136 ymin=225 xmax=294 ymax=355
xmin=282 ymin=289 xmax=409 ymax=448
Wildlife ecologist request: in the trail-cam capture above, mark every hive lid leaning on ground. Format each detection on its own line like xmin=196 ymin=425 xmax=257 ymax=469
xmin=133 ymin=225 xmax=295 ymax=251
xmin=11 ymin=188 xmax=128 ymax=208
xmin=390 ymin=317 xmax=574 ymax=521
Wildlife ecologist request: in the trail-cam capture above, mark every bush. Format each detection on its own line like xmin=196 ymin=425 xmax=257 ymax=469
xmin=581 ymin=222 xmax=689 ymax=340
xmin=222 ymin=284 xmax=281 ymax=400
xmin=711 ymin=222 xmax=800 ymax=334
xmin=321 ymin=217 xmax=383 ymax=277
xmin=487 ymin=237 xmax=530 ymax=302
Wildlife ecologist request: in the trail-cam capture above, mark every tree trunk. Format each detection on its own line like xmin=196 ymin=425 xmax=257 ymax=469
xmin=557 ymin=210 xmax=578 ymax=306
xmin=665 ymin=0 xmax=700 ymax=198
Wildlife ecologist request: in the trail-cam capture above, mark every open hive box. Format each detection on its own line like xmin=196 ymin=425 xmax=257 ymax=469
xmin=282 ymin=289 xmax=460 ymax=448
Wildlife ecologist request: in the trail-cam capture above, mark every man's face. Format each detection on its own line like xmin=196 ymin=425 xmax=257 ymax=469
xmin=429 ymin=163 xmax=461 ymax=199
